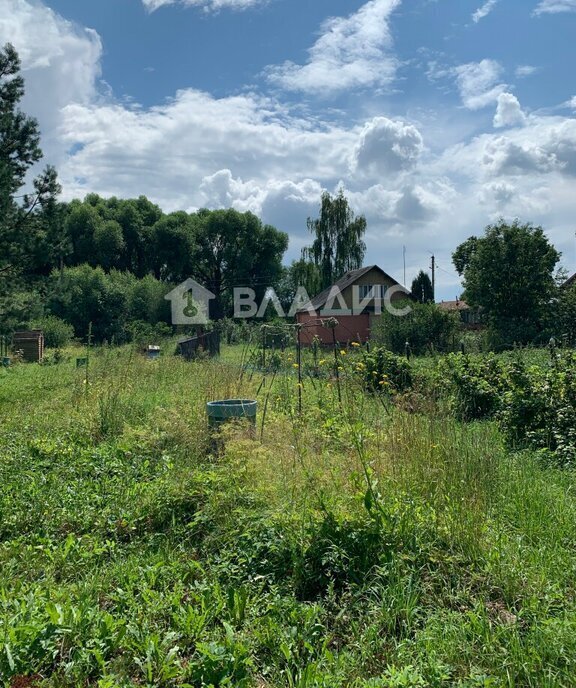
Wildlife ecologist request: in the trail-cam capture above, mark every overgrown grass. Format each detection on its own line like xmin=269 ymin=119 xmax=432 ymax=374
xmin=1 ymin=344 xmax=576 ymax=686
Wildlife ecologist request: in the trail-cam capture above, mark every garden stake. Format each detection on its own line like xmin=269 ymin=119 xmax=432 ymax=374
xmin=330 ymin=323 xmax=342 ymax=406
xmin=85 ymin=322 xmax=92 ymax=397
xmin=260 ymin=368 xmax=277 ymax=442
xmin=297 ymin=324 xmax=303 ymax=414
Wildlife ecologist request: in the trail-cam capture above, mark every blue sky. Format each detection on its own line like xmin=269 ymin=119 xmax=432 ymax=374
xmin=2 ymin=0 xmax=576 ymax=299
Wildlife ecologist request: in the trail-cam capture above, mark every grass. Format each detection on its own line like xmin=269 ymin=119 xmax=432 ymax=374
xmin=1 ymin=343 xmax=576 ymax=686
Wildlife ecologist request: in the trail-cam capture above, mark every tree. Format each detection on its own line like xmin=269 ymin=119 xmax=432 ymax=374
xmin=411 ymin=270 xmax=434 ymax=303
xmin=0 ymin=44 xmax=61 ymax=282
xmin=453 ymin=219 xmax=560 ymax=346
xmin=302 ymin=190 xmax=366 ymax=290
xmin=555 ymin=282 xmax=576 ymax=345
xmin=194 ymin=208 xmax=288 ymax=320
xmin=148 ymin=211 xmax=196 ymax=282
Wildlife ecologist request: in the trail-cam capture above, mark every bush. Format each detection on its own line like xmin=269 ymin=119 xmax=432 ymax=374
xmin=356 ymin=347 xmax=412 ymax=393
xmin=499 ymin=353 xmax=576 ymax=465
xmin=47 ymin=265 xmax=171 ymax=343
xmin=34 ymin=315 xmax=74 ymax=348
xmin=437 ymin=353 xmax=505 ymax=421
xmin=374 ymin=301 xmax=461 ymax=356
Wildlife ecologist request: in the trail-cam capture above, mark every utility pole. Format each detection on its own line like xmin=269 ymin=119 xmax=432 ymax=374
xmin=403 ymin=245 xmax=406 ymax=286
xmin=430 ymin=254 xmax=436 ymax=302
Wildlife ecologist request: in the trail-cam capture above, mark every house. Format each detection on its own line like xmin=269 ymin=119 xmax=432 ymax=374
xmin=437 ymin=299 xmax=483 ymax=329
xmin=562 ymin=273 xmax=576 ymax=290
xmin=296 ymin=265 xmax=411 ymax=345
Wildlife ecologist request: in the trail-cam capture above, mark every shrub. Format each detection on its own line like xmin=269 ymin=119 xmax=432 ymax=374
xmin=438 ymin=353 xmax=505 ymax=421
xmin=356 ymin=346 xmax=412 ymax=393
xmin=499 ymin=353 xmax=576 ymax=465
xmin=34 ymin=315 xmax=74 ymax=348
xmin=373 ymin=301 xmax=461 ymax=356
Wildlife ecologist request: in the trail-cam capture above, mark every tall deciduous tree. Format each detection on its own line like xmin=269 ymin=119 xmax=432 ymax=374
xmin=411 ymin=270 xmax=434 ymax=303
xmin=303 ymin=190 xmax=366 ymax=291
xmin=453 ymin=219 xmax=560 ymax=345
xmin=194 ymin=208 xmax=288 ymax=320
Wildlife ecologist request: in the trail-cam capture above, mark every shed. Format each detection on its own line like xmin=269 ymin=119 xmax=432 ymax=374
xmin=13 ymin=330 xmax=45 ymax=362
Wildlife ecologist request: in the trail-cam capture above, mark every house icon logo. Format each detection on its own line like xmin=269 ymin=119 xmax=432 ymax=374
xmin=165 ymin=278 xmax=216 ymax=325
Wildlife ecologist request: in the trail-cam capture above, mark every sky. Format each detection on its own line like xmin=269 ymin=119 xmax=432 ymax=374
xmin=1 ymin=0 xmax=576 ymax=300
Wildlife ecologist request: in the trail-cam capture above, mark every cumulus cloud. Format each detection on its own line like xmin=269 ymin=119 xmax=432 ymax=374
xmin=472 ymin=0 xmax=498 ymax=23
xmin=265 ymin=0 xmax=401 ymax=94
xmin=493 ymin=93 xmax=527 ymax=128
xmin=483 ymin=137 xmax=559 ymax=175
xmin=352 ymin=117 xmax=424 ymax=177
xmin=7 ymin=0 xmax=576 ymax=297
xmin=454 ymin=59 xmax=507 ymax=109
xmin=534 ymin=0 xmax=576 ymax=15
xmin=142 ymin=0 xmax=267 ymax=11
xmin=0 ymin=0 xmax=102 ymax=157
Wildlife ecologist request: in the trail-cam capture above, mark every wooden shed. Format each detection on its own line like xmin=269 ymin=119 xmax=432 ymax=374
xmin=13 ymin=330 xmax=45 ymax=362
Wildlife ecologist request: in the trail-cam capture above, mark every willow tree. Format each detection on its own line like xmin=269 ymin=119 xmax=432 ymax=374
xmin=302 ymin=190 xmax=366 ymax=291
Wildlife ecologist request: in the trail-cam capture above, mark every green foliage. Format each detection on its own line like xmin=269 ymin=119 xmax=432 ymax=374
xmin=2 ymin=342 xmax=576 ymax=686
xmin=34 ymin=314 xmax=74 ymax=348
xmin=437 ymin=353 xmax=506 ymax=421
xmin=410 ymin=270 xmax=434 ymax=304
xmin=194 ymin=208 xmax=288 ymax=319
xmin=0 ymin=43 xmax=62 ymax=323
xmin=356 ymin=346 xmax=412 ymax=393
xmin=0 ymin=288 xmax=43 ymax=336
xmin=302 ymin=189 xmax=367 ymax=291
xmin=47 ymin=265 xmax=171 ymax=342
xmin=374 ymin=300 xmax=460 ymax=355
xmin=554 ymin=282 xmax=576 ymax=345
xmin=499 ymin=352 xmax=576 ymax=465
xmin=453 ymin=220 xmax=560 ymax=346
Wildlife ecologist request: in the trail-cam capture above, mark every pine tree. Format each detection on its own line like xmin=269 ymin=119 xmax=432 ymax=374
xmin=411 ymin=270 xmax=434 ymax=303
xmin=0 ymin=43 xmax=61 ymax=279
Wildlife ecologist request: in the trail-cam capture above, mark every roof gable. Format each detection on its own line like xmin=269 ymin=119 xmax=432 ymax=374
xmin=304 ymin=265 xmax=409 ymax=312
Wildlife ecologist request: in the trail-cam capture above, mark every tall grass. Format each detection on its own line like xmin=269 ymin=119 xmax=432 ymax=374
xmin=0 ymin=345 xmax=576 ymax=686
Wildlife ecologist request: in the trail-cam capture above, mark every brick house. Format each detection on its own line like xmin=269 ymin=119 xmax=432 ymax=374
xmin=295 ymin=265 xmax=411 ymax=345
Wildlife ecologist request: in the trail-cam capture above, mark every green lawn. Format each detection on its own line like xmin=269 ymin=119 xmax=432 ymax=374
xmin=1 ymin=345 xmax=576 ymax=687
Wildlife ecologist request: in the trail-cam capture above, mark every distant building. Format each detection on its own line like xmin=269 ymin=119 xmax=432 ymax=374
xmin=437 ymin=299 xmax=484 ymax=329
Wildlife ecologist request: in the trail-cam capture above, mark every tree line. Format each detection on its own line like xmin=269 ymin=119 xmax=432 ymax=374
xmin=2 ymin=40 xmax=575 ymax=351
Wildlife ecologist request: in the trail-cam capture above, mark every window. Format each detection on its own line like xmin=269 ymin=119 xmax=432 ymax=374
xmin=358 ymin=284 xmax=384 ymax=300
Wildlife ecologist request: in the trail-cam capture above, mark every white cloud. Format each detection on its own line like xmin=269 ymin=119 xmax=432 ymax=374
xmin=265 ymin=0 xmax=401 ymax=94
xmin=515 ymin=65 xmax=539 ymax=78
xmin=352 ymin=117 xmax=424 ymax=177
xmin=0 ymin=0 xmax=102 ymax=158
xmin=454 ymin=59 xmax=507 ymax=109
xmin=494 ymin=92 xmax=527 ymax=128
xmin=534 ymin=0 xmax=576 ymax=15
xmin=7 ymin=0 xmax=576 ymax=297
xmin=142 ymin=0 xmax=267 ymax=11
xmin=472 ymin=0 xmax=498 ymax=23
